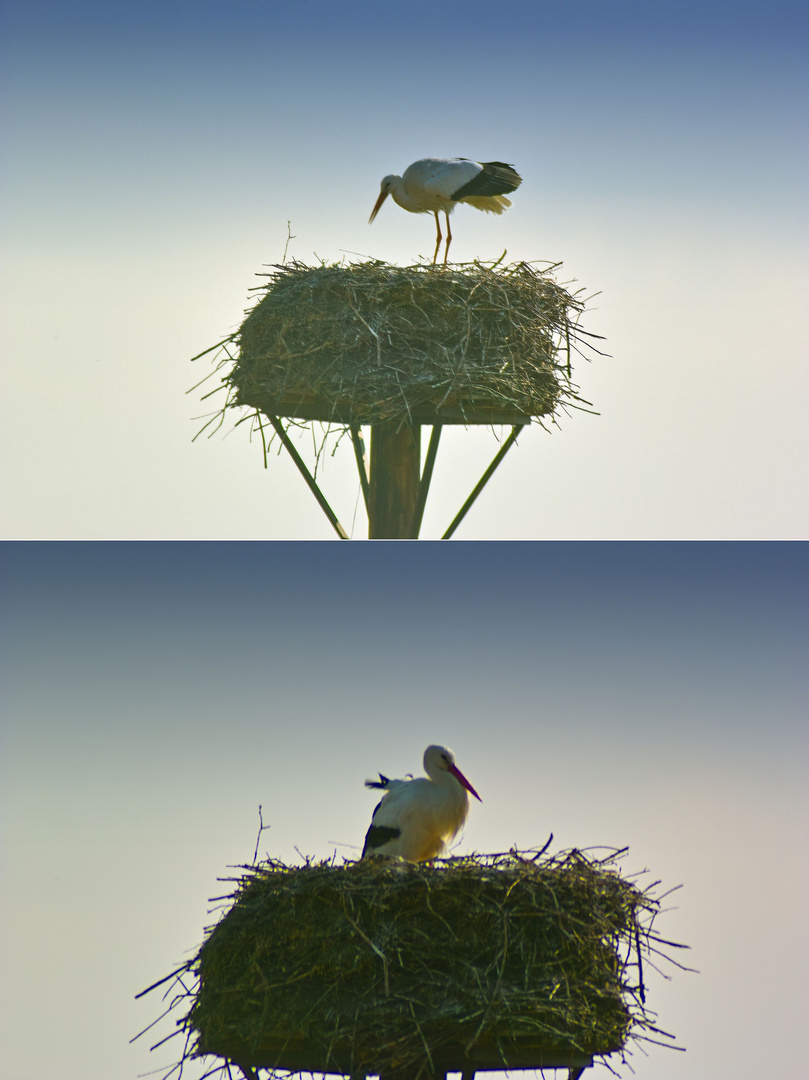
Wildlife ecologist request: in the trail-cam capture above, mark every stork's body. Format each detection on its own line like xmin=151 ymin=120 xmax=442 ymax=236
xmin=369 ymin=157 xmax=522 ymax=265
xmin=361 ymin=745 xmax=481 ymax=861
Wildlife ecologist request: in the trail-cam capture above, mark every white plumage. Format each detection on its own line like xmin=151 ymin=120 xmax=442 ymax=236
xmin=361 ymin=744 xmax=482 ymax=862
xmin=369 ymin=157 xmax=522 ymax=265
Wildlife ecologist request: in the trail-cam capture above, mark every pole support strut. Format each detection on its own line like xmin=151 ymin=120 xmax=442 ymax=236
xmin=350 ymin=425 xmax=371 ymax=518
xmin=411 ymin=424 xmax=442 ymax=538
xmin=268 ymin=415 xmax=349 ymax=539
xmin=442 ymin=424 xmax=527 ymax=539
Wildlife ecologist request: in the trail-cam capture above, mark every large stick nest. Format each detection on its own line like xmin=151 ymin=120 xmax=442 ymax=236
xmin=223 ymin=260 xmax=600 ymax=427
xmin=164 ymin=849 xmax=678 ymax=1076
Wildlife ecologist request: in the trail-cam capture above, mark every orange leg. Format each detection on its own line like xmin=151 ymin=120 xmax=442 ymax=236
xmin=432 ymin=212 xmax=442 ymax=265
xmin=443 ymin=211 xmax=452 ymax=266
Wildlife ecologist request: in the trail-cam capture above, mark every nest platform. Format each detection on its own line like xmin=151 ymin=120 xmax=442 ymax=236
xmin=228 ymin=260 xmax=589 ymax=427
xmin=181 ymin=850 xmax=661 ymax=1077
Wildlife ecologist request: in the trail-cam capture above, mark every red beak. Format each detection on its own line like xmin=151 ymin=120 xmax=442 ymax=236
xmin=451 ymin=763 xmax=482 ymax=802
xmin=369 ymin=189 xmax=389 ymax=223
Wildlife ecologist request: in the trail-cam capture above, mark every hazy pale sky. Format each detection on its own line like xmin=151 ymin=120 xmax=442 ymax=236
xmin=2 ymin=0 xmax=807 ymax=538
xmin=2 ymin=541 xmax=807 ymax=1080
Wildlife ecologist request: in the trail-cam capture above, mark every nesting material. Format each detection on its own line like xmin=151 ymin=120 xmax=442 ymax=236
xmin=228 ymin=260 xmax=593 ymax=426
xmin=186 ymin=850 xmax=662 ymax=1075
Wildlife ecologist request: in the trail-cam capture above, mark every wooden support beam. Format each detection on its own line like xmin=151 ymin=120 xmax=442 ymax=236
xmin=350 ymin=425 xmax=371 ymax=518
xmin=267 ymin=415 xmax=349 ymax=539
xmin=220 ymin=1038 xmax=593 ymax=1073
xmin=411 ymin=424 xmax=442 ymax=538
xmin=233 ymin=1062 xmax=259 ymax=1080
xmin=369 ymin=422 xmax=421 ymax=538
xmin=442 ymin=424 xmax=526 ymax=539
xmin=380 ymin=1073 xmax=446 ymax=1080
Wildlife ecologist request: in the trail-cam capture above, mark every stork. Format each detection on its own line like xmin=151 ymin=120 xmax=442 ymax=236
xmin=361 ymin=744 xmax=481 ymax=861
xmin=369 ymin=157 xmax=522 ymax=265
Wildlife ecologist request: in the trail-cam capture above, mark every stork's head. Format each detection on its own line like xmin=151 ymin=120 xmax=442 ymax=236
xmin=424 ymin=744 xmax=482 ymax=802
xmin=369 ymin=175 xmax=397 ymax=223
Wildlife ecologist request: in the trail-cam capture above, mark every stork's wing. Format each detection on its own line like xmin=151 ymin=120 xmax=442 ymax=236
xmin=363 ymin=775 xmax=405 ymax=852
xmin=417 ymin=159 xmax=483 ymax=200
xmin=451 ymin=161 xmax=522 ymax=200
xmin=361 ymin=777 xmax=428 ymax=857
xmin=362 ymin=822 xmax=401 ymax=856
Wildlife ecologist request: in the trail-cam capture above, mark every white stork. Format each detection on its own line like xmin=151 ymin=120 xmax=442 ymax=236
xmin=369 ymin=157 xmax=522 ymax=265
xmin=361 ymin=744 xmax=482 ymax=862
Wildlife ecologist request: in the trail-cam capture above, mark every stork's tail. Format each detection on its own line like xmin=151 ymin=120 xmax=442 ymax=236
xmin=364 ymin=773 xmax=392 ymax=790
xmin=460 ymin=194 xmax=513 ymax=214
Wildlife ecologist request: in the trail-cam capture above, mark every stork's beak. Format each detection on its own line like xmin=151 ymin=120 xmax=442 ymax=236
xmin=451 ymin=763 xmax=482 ymax=802
xmin=369 ymin=189 xmax=388 ymax=223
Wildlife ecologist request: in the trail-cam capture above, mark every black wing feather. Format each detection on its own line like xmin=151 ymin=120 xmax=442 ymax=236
xmin=451 ymin=161 xmax=522 ymax=200
xmin=365 ymin=772 xmax=392 ymax=790
xmin=362 ymin=824 xmax=401 ymax=856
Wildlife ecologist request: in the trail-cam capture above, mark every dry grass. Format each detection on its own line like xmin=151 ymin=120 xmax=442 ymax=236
xmin=138 ymin=848 xmax=685 ymax=1078
xmin=192 ymin=259 xmax=604 ymax=438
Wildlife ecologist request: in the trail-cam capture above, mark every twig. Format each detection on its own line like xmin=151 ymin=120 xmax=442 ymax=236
xmin=342 ymin=901 xmax=390 ymax=996
xmin=251 ymin=805 xmax=271 ymax=865
xmin=281 ymin=221 xmax=296 ymax=264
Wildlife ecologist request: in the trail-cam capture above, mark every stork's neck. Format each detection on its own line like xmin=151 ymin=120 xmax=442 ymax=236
xmin=388 ymin=175 xmax=414 ymax=211
xmin=430 ymin=768 xmax=467 ymax=800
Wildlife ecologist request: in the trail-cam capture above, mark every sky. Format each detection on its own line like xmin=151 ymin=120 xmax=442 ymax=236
xmin=1 ymin=540 xmax=808 ymax=1080
xmin=2 ymin=0 xmax=808 ymax=538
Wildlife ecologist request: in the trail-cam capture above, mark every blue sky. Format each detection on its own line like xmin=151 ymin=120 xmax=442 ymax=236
xmin=2 ymin=540 xmax=808 ymax=1079
xmin=2 ymin=0 xmax=807 ymax=537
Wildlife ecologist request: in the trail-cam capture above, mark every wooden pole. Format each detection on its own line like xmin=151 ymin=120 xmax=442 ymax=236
xmin=369 ymin=421 xmax=421 ymax=538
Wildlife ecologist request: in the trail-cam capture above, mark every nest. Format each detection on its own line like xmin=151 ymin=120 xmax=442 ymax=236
xmin=167 ymin=849 xmax=677 ymax=1077
xmin=223 ymin=260 xmax=599 ymax=428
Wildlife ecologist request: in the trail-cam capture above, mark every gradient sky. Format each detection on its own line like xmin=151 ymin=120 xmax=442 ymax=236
xmin=2 ymin=541 xmax=807 ymax=1080
xmin=2 ymin=1 xmax=807 ymax=538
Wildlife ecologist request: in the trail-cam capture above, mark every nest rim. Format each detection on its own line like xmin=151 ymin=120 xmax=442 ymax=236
xmin=220 ymin=258 xmax=601 ymax=429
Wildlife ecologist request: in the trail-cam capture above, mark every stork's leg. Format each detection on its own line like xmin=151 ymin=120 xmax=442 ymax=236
xmin=443 ymin=211 xmax=452 ymax=265
xmin=432 ymin=211 xmax=442 ymax=265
